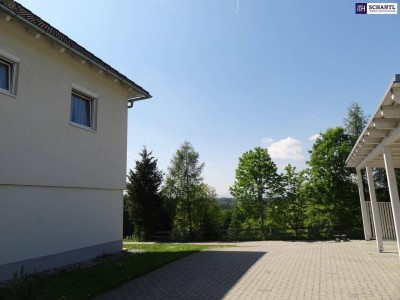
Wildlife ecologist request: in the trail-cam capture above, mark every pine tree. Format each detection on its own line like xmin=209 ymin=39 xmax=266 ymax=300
xmin=126 ymin=147 xmax=163 ymax=240
xmin=344 ymin=102 xmax=368 ymax=145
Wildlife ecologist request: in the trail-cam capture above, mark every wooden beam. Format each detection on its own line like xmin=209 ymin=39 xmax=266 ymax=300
xmin=381 ymin=105 xmax=400 ymax=118
xmin=367 ymin=128 xmax=389 ymax=137
xmin=390 ymin=87 xmax=400 ymax=102
xmin=388 ymin=147 xmax=400 ymax=153
xmin=363 ymin=136 xmax=382 ymax=144
xmin=370 ymin=158 xmax=400 ymax=165
xmin=358 ymin=142 xmax=375 ymax=149
xmin=374 ymin=119 xmax=397 ymax=129
xmin=356 ymin=149 xmax=371 ymax=154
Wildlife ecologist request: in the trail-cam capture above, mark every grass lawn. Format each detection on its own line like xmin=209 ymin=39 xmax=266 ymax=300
xmin=0 ymin=243 xmax=232 ymax=300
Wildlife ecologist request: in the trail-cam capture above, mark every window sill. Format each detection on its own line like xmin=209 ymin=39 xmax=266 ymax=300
xmin=69 ymin=122 xmax=97 ymax=133
xmin=0 ymin=89 xmax=17 ymax=98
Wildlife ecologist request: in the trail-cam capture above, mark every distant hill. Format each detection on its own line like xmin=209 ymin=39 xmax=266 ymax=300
xmin=217 ymin=197 xmax=235 ymax=209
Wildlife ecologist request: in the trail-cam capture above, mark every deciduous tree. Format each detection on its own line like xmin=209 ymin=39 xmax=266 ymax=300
xmin=270 ymin=165 xmax=307 ymax=235
xmin=229 ymin=147 xmax=282 ymax=230
xmin=163 ymin=141 xmax=205 ymax=239
xmin=307 ymin=127 xmax=360 ymax=229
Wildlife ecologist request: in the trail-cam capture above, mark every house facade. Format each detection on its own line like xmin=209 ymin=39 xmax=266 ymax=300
xmin=0 ymin=0 xmax=151 ymax=280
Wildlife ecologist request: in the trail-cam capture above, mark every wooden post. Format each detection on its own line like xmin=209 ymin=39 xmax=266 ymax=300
xmin=356 ymin=169 xmax=372 ymax=240
xmin=383 ymin=147 xmax=400 ymax=259
xmin=366 ymin=163 xmax=384 ymax=252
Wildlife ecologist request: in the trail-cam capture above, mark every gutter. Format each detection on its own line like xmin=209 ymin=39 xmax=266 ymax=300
xmin=128 ymin=95 xmax=151 ymax=108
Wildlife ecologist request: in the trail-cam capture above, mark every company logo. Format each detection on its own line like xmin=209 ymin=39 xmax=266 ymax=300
xmin=356 ymin=3 xmax=367 ymax=13
xmin=355 ymin=3 xmax=397 ymax=14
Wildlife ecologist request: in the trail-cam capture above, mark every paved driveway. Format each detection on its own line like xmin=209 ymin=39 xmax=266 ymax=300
xmin=97 ymin=240 xmax=400 ymax=300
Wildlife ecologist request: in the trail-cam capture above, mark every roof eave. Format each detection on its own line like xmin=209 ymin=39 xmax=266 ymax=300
xmin=0 ymin=1 xmax=152 ymax=99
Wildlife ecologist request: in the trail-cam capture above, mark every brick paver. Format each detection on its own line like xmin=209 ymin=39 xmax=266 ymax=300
xmin=97 ymin=240 xmax=400 ymax=299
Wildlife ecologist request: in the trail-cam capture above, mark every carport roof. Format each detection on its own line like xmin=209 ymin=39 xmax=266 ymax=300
xmin=346 ymin=74 xmax=400 ymax=169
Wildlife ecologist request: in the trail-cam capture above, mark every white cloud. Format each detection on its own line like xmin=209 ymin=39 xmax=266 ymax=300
xmin=308 ymin=134 xmax=320 ymax=141
xmin=267 ymin=137 xmax=303 ymax=161
xmin=261 ymin=137 xmax=274 ymax=147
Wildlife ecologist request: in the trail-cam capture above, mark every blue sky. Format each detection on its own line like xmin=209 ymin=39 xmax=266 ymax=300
xmin=18 ymin=0 xmax=400 ymax=196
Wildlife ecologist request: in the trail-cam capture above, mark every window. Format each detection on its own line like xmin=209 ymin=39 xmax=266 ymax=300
xmin=0 ymin=49 xmax=19 ymax=96
xmin=0 ymin=58 xmax=15 ymax=94
xmin=70 ymin=91 xmax=96 ymax=130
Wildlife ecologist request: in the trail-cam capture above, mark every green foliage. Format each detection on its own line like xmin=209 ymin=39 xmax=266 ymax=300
xmin=228 ymin=204 xmax=245 ymax=230
xmin=171 ymin=183 xmax=222 ymax=239
xmin=125 ymin=147 xmax=165 ymax=240
xmin=122 ymin=195 xmax=134 ymax=238
xmin=124 ymin=243 xmax=232 ymax=253
xmin=163 ymin=141 xmax=220 ymax=240
xmin=195 ymin=184 xmax=223 ymax=239
xmin=229 ymin=147 xmax=281 ymax=229
xmin=217 ymin=197 xmax=235 ymax=209
xmin=344 ymin=102 xmax=368 ymax=145
xmin=307 ymin=127 xmax=361 ymax=228
xmin=163 ymin=141 xmax=204 ymax=238
xmin=268 ymin=165 xmax=307 ymax=234
xmin=220 ymin=209 xmax=233 ymax=230
xmin=226 ymin=102 xmax=367 ymax=237
xmin=283 ymin=166 xmax=308 ymax=231
xmin=241 ymin=218 xmax=261 ymax=229
xmin=9 ymin=266 xmax=44 ymax=300
xmin=120 ymin=103 xmax=369 ymax=242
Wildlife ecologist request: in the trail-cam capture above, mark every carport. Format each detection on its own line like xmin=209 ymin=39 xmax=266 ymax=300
xmin=346 ymin=75 xmax=400 ymax=258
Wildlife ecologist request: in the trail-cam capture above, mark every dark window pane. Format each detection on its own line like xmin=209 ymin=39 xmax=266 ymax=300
xmin=0 ymin=61 xmax=10 ymax=91
xmin=70 ymin=93 xmax=91 ymax=127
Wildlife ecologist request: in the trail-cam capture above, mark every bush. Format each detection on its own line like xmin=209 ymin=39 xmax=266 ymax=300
xmin=10 ymin=266 xmax=45 ymax=300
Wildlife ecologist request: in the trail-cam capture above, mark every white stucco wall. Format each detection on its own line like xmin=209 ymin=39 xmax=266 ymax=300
xmin=0 ymin=12 xmax=133 ymax=277
xmin=0 ymin=18 xmax=129 ymax=190
xmin=0 ymin=186 xmax=123 ymax=266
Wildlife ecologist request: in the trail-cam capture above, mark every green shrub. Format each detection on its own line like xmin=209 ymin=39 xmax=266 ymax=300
xmin=10 ymin=266 xmax=44 ymax=300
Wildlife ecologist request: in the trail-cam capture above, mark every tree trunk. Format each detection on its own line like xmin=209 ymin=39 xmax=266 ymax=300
xmin=259 ymin=193 xmax=264 ymax=231
xmin=188 ymin=199 xmax=193 ymax=239
xmin=186 ymin=168 xmax=193 ymax=239
xmin=260 ymin=209 xmax=264 ymax=230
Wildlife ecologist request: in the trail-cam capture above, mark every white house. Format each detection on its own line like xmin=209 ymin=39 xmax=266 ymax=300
xmin=0 ymin=0 xmax=151 ymax=280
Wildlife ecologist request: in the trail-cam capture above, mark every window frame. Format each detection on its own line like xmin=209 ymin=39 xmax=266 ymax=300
xmin=0 ymin=49 xmax=19 ymax=96
xmin=70 ymin=88 xmax=97 ymax=132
